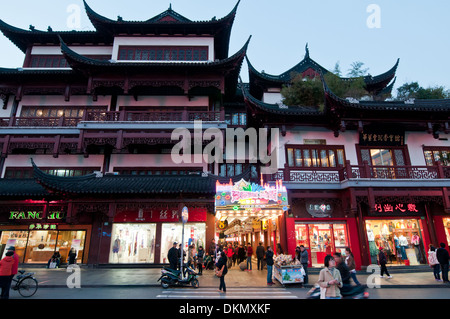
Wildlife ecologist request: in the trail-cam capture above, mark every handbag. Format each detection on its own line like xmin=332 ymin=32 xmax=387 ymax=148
xmin=215 ymin=268 xmax=223 ymax=277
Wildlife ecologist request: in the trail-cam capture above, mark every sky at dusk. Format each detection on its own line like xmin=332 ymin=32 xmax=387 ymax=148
xmin=0 ymin=0 xmax=449 ymax=95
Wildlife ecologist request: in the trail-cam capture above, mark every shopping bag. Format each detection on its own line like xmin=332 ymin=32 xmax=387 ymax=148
xmin=49 ymin=262 xmax=57 ymax=269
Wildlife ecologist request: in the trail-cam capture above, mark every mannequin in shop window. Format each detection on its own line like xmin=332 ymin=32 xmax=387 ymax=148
xmin=112 ymin=236 xmax=121 ymax=262
xmin=411 ymin=233 xmax=422 ymax=263
xmin=398 ymin=233 xmax=409 ymax=260
xmin=366 ymin=224 xmax=378 ymax=262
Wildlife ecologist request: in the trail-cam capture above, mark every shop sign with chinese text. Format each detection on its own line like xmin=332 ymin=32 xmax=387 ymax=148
xmin=359 ymin=128 xmax=405 ymax=146
xmin=371 ymin=202 xmax=425 ymax=216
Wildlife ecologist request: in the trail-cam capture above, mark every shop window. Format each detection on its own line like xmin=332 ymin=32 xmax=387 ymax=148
xmin=359 ymin=146 xmax=409 ymax=166
xmin=225 ymin=113 xmax=247 ymax=126
xmin=0 ymin=230 xmax=86 ymax=264
xmin=294 ymin=223 xmax=349 ymax=267
xmin=20 ymin=106 xmax=107 ymax=118
xmin=365 ymin=219 xmax=425 ymax=265
xmin=424 ymin=147 xmax=450 ymax=166
xmin=160 ymin=223 xmax=206 ymax=264
xmin=443 ymin=218 xmax=450 ymax=246
xmin=109 ymin=224 xmax=157 ymax=264
xmin=286 ymin=145 xmax=345 ymax=168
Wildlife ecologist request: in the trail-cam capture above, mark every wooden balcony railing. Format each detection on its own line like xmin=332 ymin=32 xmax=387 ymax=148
xmin=0 ymin=109 xmax=225 ymax=128
xmin=265 ymin=161 xmax=449 ymax=183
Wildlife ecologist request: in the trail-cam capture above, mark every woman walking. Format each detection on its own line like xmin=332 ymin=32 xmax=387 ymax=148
xmin=216 ymin=250 xmax=228 ymax=293
xmin=196 ymin=246 xmax=204 ymax=275
xmin=345 ymin=247 xmax=361 ymax=285
xmin=428 ymin=245 xmax=442 ymax=281
xmin=378 ymin=247 xmax=392 ymax=279
xmin=317 ymin=255 xmax=343 ymax=299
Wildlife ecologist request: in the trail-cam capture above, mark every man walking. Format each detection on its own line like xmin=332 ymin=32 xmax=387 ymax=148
xmin=265 ymin=246 xmax=275 ymax=285
xmin=168 ymin=242 xmax=179 ymax=270
xmin=298 ymin=245 xmax=309 ymax=284
xmin=246 ymin=243 xmax=253 ymax=271
xmin=436 ymin=242 xmax=450 ymax=283
xmin=256 ymin=242 xmax=265 ymax=270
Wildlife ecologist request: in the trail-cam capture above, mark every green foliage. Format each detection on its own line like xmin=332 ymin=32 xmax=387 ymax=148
xmin=324 ymin=72 xmax=368 ymax=99
xmin=281 ymin=73 xmax=324 ymax=108
xmin=347 ymin=61 xmax=369 ymax=77
xmin=396 ymin=82 xmax=450 ymax=100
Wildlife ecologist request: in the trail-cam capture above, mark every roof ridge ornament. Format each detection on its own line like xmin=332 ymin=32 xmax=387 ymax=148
xmin=305 ymin=43 xmax=310 ymax=59
xmin=404 ymin=98 xmax=415 ymax=104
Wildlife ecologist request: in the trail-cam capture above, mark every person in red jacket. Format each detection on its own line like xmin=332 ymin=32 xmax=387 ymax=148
xmin=0 ymin=251 xmax=15 ymax=299
xmin=4 ymin=247 xmax=19 ymax=299
xmin=246 ymin=243 xmax=253 ymax=271
xmin=226 ymin=244 xmax=234 ymax=268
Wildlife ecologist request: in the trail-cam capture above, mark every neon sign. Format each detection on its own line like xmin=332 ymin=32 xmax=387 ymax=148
xmin=9 ymin=211 xmax=65 ymax=220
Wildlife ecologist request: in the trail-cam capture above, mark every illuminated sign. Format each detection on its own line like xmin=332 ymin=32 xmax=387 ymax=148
xmin=9 ymin=211 xmax=65 ymax=221
xmin=29 ymin=223 xmax=58 ymax=230
xmin=306 ymin=201 xmax=333 ymax=218
xmin=372 ymin=203 xmax=425 ymax=216
xmin=215 ymin=179 xmax=289 ymax=218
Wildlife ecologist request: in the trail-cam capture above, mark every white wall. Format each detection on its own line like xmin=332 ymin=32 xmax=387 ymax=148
xmin=262 ymin=92 xmax=282 ymax=105
xmin=405 ymin=131 xmax=450 ymax=165
xmin=30 ymin=46 xmax=113 ymax=56
xmin=117 ymin=95 xmax=208 ymax=108
xmin=109 ymin=154 xmax=207 ymax=172
xmin=16 ymin=95 xmax=111 ymax=115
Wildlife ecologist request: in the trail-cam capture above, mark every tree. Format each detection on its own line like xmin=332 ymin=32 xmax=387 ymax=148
xmin=347 ymin=61 xmax=369 ymax=77
xmin=333 ymin=61 xmax=342 ymax=77
xmin=324 ymin=72 xmax=367 ymax=100
xmin=281 ymin=72 xmax=324 ymax=108
xmin=396 ymin=82 xmax=449 ymax=100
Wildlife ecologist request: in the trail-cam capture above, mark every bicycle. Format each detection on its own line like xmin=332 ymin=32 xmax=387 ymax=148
xmin=11 ymin=270 xmax=38 ymax=297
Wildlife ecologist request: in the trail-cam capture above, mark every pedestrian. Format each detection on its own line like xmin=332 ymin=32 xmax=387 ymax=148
xmin=0 ymin=251 xmax=15 ymax=299
xmin=317 ymin=255 xmax=343 ymax=299
xmin=297 ymin=245 xmax=309 ymax=284
xmin=47 ymin=251 xmax=61 ymax=268
xmin=68 ymin=247 xmax=77 ymax=265
xmin=209 ymin=239 xmax=216 ymax=260
xmin=276 ymin=243 xmax=283 ymax=255
xmin=265 ymin=246 xmax=275 ymax=285
xmin=246 ymin=243 xmax=253 ymax=271
xmin=238 ymin=244 xmax=246 ymax=264
xmin=427 ymin=245 xmax=441 ymax=282
xmin=216 ymin=250 xmax=228 ymax=293
xmin=226 ymin=244 xmax=234 ymax=269
xmin=203 ymin=252 xmax=213 ymax=270
xmin=345 ymin=247 xmax=361 ymax=285
xmin=333 ymin=252 xmax=351 ymax=292
xmin=187 ymin=245 xmax=195 ymax=268
xmin=196 ymin=246 xmax=204 ymax=275
xmin=377 ymin=247 xmax=392 ymax=279
xmin=178 ymin=244 xmax=186 ymax=269
xmin=436 ymin=243 xmax=450 ymax=283
xmin=233 ymin=244 xmax=238 ymax=266
xmin=256 ymin=242 xmax=265 ymax=270
xmin=168 ymin=242 xmax=178 ymax=270
xmin=4 ymin=247 xmax=18 ymax=299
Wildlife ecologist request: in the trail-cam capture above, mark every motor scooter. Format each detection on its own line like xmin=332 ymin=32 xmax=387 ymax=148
xmin=307 ymin=284 xmax=369 ymax=299
xmin=158 ymin=265 xmax=199 ymax=289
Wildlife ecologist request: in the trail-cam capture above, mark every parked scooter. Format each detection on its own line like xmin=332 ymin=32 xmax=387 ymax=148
xmin=158 ymin=265 xmax=199 ymax=289
xmin=307 ymin=284 xmax=369 ymax=299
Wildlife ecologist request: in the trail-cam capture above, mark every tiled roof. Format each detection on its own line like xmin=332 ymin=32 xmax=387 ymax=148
xmin=0 ymin=179 xmax=49 ymax=198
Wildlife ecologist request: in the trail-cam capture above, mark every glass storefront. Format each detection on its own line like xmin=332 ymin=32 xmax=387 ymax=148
xmin=365 ymin=219 xmax=425 ymax=265
xmin=160 ymin=223 xmax=206 ymax=264
xmin=0 ymin=230 xmax=86 ymax=263
xmin=443 ymin=218 xmax=450 ymax=246
xmin=109 ymin=224 xmax=157 ymax=264
xmin=294 ymin=223 xmax=349 ymax=267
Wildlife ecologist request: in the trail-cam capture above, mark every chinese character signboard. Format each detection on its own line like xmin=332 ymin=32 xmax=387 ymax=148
xmin=370 ymin=202 xmax=425 ymax=216
xmin=305 ymin=200 xmax=334 ymax=218
xmin=114 ymin=207 xmax=207 ymax=223
xmin=359 ymin=128 xmax=405 ymax=147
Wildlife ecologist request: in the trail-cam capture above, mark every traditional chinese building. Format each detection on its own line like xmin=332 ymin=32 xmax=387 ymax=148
xmin=0 ymin=1 xmax=252 ymax=265
xmin=244 ymin=46 xmax=450 ymax=268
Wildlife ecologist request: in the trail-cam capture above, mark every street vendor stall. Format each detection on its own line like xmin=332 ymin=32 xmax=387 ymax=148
xmin=273 ymin=254 xmax=305 ymax=285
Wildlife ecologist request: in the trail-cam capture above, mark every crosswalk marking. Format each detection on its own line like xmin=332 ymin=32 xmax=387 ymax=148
xmin=157 ymin=287 xmax=298 ymax=299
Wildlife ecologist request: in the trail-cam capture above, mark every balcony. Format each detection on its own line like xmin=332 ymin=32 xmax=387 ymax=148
xmin=266 ymin=161 xmax=450 ymax=184
xmin=0 ymin=109 xmax=225 ymax=128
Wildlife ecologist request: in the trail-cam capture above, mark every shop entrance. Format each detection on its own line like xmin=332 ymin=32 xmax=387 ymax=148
xmin=443 ymin=218 xmax=450 ymax=246
xmin=365 ymin=219 xmax=426 ymax=265
xmin=0 ymin=229 xmax=87 ymax=264
xmin=295 ymin=222 xmax=349 ymax=267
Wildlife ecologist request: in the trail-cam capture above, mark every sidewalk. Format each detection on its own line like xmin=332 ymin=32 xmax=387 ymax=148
xmin=26 ymin=265 xmax=450 ymax=289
